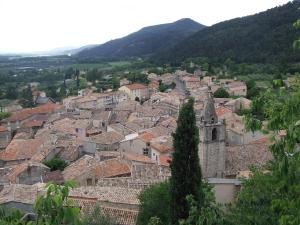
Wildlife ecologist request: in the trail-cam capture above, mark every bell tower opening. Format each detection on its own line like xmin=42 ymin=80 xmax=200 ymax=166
xmin=212 ymin=128 xmax=217 ymax=141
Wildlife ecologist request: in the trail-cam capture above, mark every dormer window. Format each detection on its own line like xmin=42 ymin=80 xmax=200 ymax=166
xmin=211 ymin=117 xmax=215 ymax=123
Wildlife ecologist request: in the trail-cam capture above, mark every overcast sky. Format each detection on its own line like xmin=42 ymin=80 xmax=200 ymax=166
xmin=0 ymin=0 xmax=291 ymax=53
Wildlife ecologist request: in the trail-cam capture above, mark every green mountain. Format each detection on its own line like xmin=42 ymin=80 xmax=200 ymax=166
xmin=153 ymin=1 xmax=300 ymax=64
xmin=77 ymin=18 xmax=205 ymax=59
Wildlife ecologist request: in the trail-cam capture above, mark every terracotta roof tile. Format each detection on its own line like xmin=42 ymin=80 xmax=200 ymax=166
xmin=124 ymin=83 xmax=147 ymax=90
xmin=95 ymin=159 xmax=131 ymax=178
xmin=8 ymin=103 xmax=62 ymax=122
xmin=0 ymin=126 xmax=8 ymax=132
xmin=225 ymin=143 xmax=273 ymax=176
xmin=123 ymin=152 xmax=155 ymax=164
xmin=20 ymin=120 xmax=44 ymax=128
xmin=215 ymin=106 xmax=232 ymax=117
xmin=158 ymin=156 xmax=171 ymax=167
xmin=91 ymin=131 xmax=124 ymax=145
xmin=0 ymin=138 xmax=44 ymax=161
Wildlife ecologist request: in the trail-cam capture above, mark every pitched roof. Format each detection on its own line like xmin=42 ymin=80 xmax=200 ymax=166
xmin=150 ymin=136 xmax=173 ymax=154
xmin=95 ymin=159 xmax=131 ymax=178
xmin=20 ymin=120 xmax=44 ymax=128
xmin=3 ymin=161 xmax=49 ymax=183
xmin=42 ymin=170 xmax=64 ymax=184
xmin=0 ymin=184 xmax=41 ymax=205
xmin=215 ymin=106 xmax=232 ymax=117
xmin=91 ymin=131 xmax=124 ymax=145
xmin=62 ymin=155 xmax=97 ymax=181
xmin=124 ymin=83 xmax=147 ymax=90
xmin=8 ymin=103 xmax=62 ymax=122
xmin=225 ymin=143 xmax=273 ymax=176
xmin=70 ymin=186 xmax=140 ymax=205
xmin=123 ymin=152 xmax=155 ymax=164
xmin=158 ymin=155 xmax=171 ymax=167
xmin=0 ymin=138 xmax=44 ymax=162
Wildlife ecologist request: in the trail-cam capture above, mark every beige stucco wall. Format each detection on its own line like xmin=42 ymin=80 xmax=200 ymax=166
xmin=211 ymin=183 xmax=240 ymax=204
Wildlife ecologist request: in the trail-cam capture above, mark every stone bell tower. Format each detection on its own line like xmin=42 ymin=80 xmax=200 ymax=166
xmin=198 ymin=90 xmax=226 ymax=178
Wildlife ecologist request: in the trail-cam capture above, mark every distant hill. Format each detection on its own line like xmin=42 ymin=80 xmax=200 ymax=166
xmin=76 ymin=18 xmax=205 ymax=59
xmin=153 ymin=1 xmax=300 ymax=64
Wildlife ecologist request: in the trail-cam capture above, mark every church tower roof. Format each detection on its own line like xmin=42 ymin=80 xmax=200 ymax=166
xmin=201 ymin=89 xmax=218 ymax=124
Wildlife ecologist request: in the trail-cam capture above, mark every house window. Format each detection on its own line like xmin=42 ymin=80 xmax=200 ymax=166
xmin=102 ymin=122 xmax=105 ymax=127
xmin=212 ymin=128 xmax=217 ymax=141
xmin=211 ymin=117 xmax=215 ymax=123
xmin=143 ymin=148 xmax=149 ymax=156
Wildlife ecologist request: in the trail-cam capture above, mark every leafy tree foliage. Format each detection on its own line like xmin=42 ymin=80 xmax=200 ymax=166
xmin=5 ymin=85 xmax=18 ymax=100
xmin=213 ymin=88 xmax=230 ymax=98
xmin=0 ymin=112 xmax=11 ymax=121
xmin=170 ymin=98 xmax=204 ymax=224
xmin=137 ymin=181 xmax=171 ymax=225
xmin=180 ymin=186 xmax=226 ymax=225
xmin=43 ymin=157 xmax=68 ymax=171
xmin=232 ymin=81 xmax=300 ymax=225
xmin=82 ymin=203 xmax=116 ymax=225
xmin=0 ymin=207 xmax=26 ymax=225
xmin=34 ymin=182 xmax=81 ymax=225
xmin=19 ymin=85 xmax=34 ymax=108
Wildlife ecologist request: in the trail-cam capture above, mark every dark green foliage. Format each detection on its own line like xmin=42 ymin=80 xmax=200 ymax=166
xmin=43 ymin=157 xmax=68 ymax=171
xmin=155 ymin=1 xmax=300 ymax=65
xmin=170 ymin=98 xmax=204 ymax=224
xmin=213 ymin=87 xmax=230 ymax=98
xmin=180 ymin=186 xmax=227 ymax=225
xmin=246 ymin=79 xmax=262 ymax=99
xmin=137 ymin=181 xmax=171 ymax=225
xmin=0 ymin=112 xmax=11 ymax=121
xmin=0 ymin=207 xmax=25 ymax=225
xmin=158 ymin=81 xmax=167 ymax=92
xmin=82 ymin=204 xmax=116 ymax=225
xmin=77 ymin=19 xmax=205 ymax=59
xmin=19 ymin=85 xmax=34 ymax=108
xmin=227 ymin=169 xmax=278 ymax=225
xmin=234 ymin=82 xmax=300 ymax=224
xmin=45 ymin=86 xmax=58 ymax=100
xmin=126 ymin=72 xmax=148 ymax=85
xmin=34 ymin=182 xmax=81 ymax=225
xmin=5 ymin=85 xmax=18 ymax=100
xmin=65 ymin=67 xmax=75 ymax=79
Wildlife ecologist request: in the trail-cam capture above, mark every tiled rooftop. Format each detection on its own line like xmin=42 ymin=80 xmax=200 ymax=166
xmin=225 ymin=143 xmax=273 ymax=176
xmin=91 ymin=131 xmax=124 ymax=145
xmin=95 ymin=159 xmax=131 ymax=178
xmin=124 ymin=83 xmax=147 ymax=90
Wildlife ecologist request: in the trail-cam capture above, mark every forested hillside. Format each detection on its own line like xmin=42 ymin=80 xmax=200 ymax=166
xmin=153 ymin=1 xmax=300 ymax=64
xmin=77 ymin=18 xmax=205 ymax=59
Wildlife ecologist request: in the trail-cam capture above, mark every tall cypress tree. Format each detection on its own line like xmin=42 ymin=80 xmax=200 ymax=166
xmin=170 ymin=98 xmax=204 ymax=225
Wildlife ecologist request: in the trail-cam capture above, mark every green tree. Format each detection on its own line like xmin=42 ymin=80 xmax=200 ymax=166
xmin=20 ymin=85 xmax=34 ymax=108
xmin=137 ymin=181 xmax=170 ymax=225
xmin=82 ymin=203 xmax=116 ymax=225
xmin=147 ymin=217 xmax=162 ymax=225
xmin=180 ymin=191 xmax=226 ymax=225
xmin=0 ymin=112 xmax=11 ymax=121
xmin=158 ymin=80 xmax=167 ymax=92
xmin=43 ymin=157 xmax=68 ymax=171
xmin=34 ymin=182 xmax=81 ymax=225
xmin=213 ymin=87 xmax=230 ymax=98
xmin=232 ymin=82 xmax=300 ymax=225
xmin=0 ymin=207 xmax=26 ymax=225
xmin=170 ymin=98 xmax=204 ymax=225
xmin=5 ymin=85 xmax=18 ymax=100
